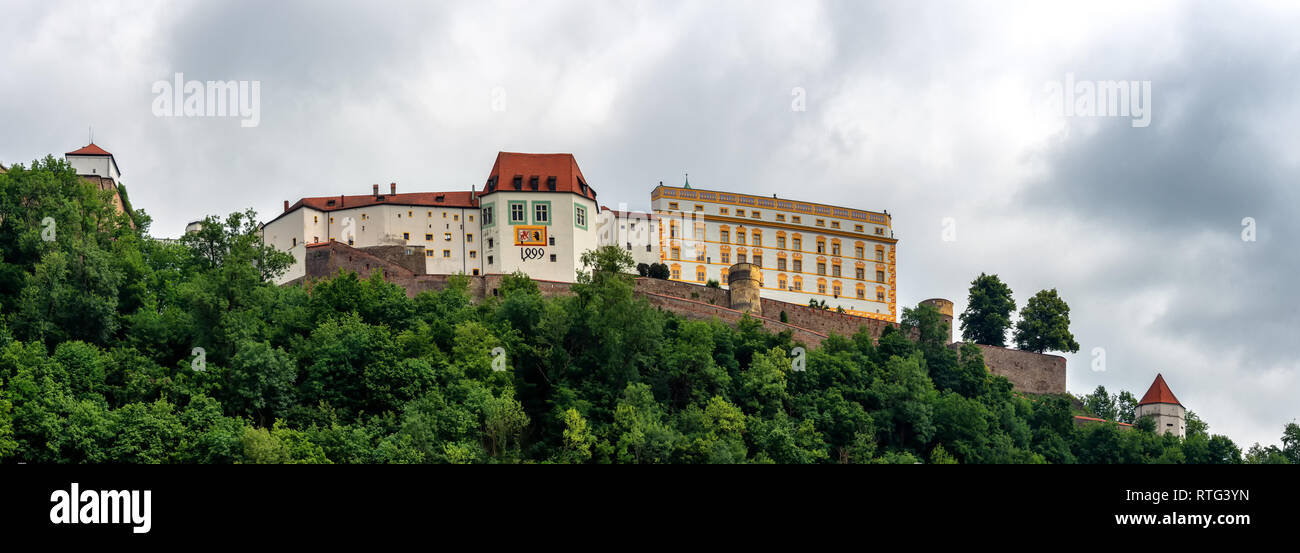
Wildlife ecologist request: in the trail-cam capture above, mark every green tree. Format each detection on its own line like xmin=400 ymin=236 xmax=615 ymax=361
xmin=1012 ymin=288 xmax=1080 ymax=353
xmin=959 ymin=273 xmax=1016 ymax=346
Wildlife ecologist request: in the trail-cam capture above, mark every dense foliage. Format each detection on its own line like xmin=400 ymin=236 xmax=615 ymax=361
xmin=959 ymin=273 xmax=1016 ymax=347
xmin=0 ymin=158 xmax=1291 ymax=464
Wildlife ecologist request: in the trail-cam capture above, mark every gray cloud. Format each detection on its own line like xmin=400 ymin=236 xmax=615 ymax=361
xmin=1 ymin=0 xmax=1294 ymax=447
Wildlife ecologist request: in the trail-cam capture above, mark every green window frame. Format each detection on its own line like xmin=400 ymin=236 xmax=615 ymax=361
xmin=532 ymin=200 xmax=552 ymax=226
xmin=482 ymin=203 xmax=495 ymax=228
xmin=508 ymin=200 xmax=527 ymax=225
xmin=574 ymin=203 xmax=587 ymax=230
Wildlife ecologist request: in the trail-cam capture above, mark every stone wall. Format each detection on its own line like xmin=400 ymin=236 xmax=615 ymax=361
xmin=760 ymin=298 xmax=897 ymax=341
xmin=951 ymin=342 xmax=1067 ymax=395
xmin=639 ymin=292 xmax=829 ymax=347
xmin=632 ymin=277 xmax=730 ymax=306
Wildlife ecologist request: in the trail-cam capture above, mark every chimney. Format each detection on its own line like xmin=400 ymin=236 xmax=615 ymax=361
xmin=373 ymin=184 xmax=379 ymax=197
xmin=283 ymin=200 xmax=289 ymax=212
xmin=390 ymin=182 xmax=396 ymax=195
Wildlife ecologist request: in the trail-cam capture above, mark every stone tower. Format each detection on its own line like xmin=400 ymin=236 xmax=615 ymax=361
xmin=920 ymin=298 xmax=954 ymax=344
xmin=1135 ymin=373 xmax=1186 ymax=438
xmin=727 ymin=263 xmax=761 ymax=316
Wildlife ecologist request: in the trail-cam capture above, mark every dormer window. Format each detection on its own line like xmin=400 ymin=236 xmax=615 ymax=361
xmin=326 ymin=200 xmax=336 ymax=206
xmin=529 ymin=176 xmax=539 ymax=190
xmin=512 ymin=175 xmax=523 ymax=190
xmin=546 ymin=176 xmax=557 ymax=191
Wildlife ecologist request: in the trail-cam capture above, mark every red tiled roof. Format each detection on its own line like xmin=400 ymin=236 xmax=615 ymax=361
xmin=479 ymin=152 xmax=597 ymax=200
xmin=1137 ymin=373 xmax=1182 ymax=406
xmin=1074 ymin=415 xmax=1134 ymax=427
xmin=67 ymin=143 xmax=113 ymax=156
xmin=288 ymin=190 xmax=479 ymax=214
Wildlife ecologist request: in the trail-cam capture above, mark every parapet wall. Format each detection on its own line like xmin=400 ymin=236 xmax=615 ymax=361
xmin=950 ymin=342 xmax=1066 ymax=395
xmin=289 ymin=242 xmax=1066 ymax=395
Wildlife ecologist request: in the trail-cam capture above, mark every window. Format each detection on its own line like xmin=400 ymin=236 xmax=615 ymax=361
xmin=409 ymin=210 xmax=414 ymax=217
xmin=856 ymin=246 xmax=864 ymax=258
xmin=575 ymin=205 xmax=587 ymax=229
xmin=832 ymin=265 xmax=841 ymax=277
xmin=818 ymin=282 xmax=826 ymax=294
xmin=466 ymin=233 xmax=473 ymax=242
xmin=670 ymin=223 xmax=678 ymax=239
xmin=549 ymin=236 xmax=555 ymax=246
xmin=792 ymin=237 xmax=801 ymax=250
xmin=877 ymin=291 xmax=886 ymax=302
xmin=313 ymin=215 xmax=318 ymax=223
xmin=737 ymin=253 xmax=747 ymax=264
xmin=694 ymin=204 xmax=704 ymax=212
xmin=753 ymin=255 xmax=761 ymax=268
xmin=856 ymin=267 xmax=865 ymax=280
xmin=469 ymin=215 xmax=474 ymax=222
xmin=816 ymin=240 xmax=825 ymax=254
xmin=793 ymin=277 xmax=802 ymax=291
xmin=453 ymin=214 xmax=459 ymax=221
xmin=292 ymin=237 xmax=297 ymax=247
xmin=671 ymin=265 xmax=681 ymax=279
xmin=776 ymin=214 xmax=785 ymax=222
xmin=792 ymin=216 xmax=801 ymax=224
xmin=817 ymin=262 xmax=826 ymax=275
xmin=857 ymin=285 xmax=865 ymax=299
xmin=855 ymin=224 xmax=864 ymax=233
xmin=720 ymin=208 xmax=729 ymax=215
xmin=425 ymin=234 xmax=433 ymax=241
xmin=736 ymin=210 xmax=745 ymax=217
xmin=876 ymin=250 xmax=884 ymax=261
xmin=488 ymin=255 xmax=494 ymax=265
xmin=668 ymin=202 xmax=679 ymax=210
xmin=550 ymin=254 xmax=557 ymax=262
xmin=778 ymin=274 xmax=787 ymax=289
xmin=793 ymin=259 xmax=802 ymax=272
xmin=509 ymin=202 xmax=526 ymax=223
xmin=831 ymin=221 xmax=840 ymax=229
xmin=473 ymin=269 xmax=480 ymax=276
xmin=721 ymin=251 xmax=730 ymax=264
xmin=488 ymin=238 xmax=494 ymax=248
xmin=443 ymin=250 xmax=451 ymax=258
xmin=329 ymin=217 xmax=334 ymax=224
xmin=753 ymin=234 xmax=761 ymax=247
xmin=752 ymin=211 xmax=761 ymax=219
xmin=425 ymin=250 xmax=434 ymax=257
xmin=696 ymin=248 xmax=705 ymax=262
xmin=533 ymin=202 xmax=550 ymax=225
xmin=721 ymin=272 xmax=728 ymax=285
xmin=428 ymin=211 xmax=432 ymax=217
xmin=737 ymin=231 xmax=745 ymax=245
xmin=445 ymin=233 xmax=452 ymax=241
xmin=877 ymin=270 xmax=885 ymax=282
xmin=671 ymin=247 xmax=680 ymax=260
xmin=831 ymin=243 xmax=840 ymax=256
xmin=403 ymin=232 xmax=410 ymax=240
xmin=777 ymin=258 xmax=786 ymax=271
xmin=816 ymin=219 xmax=825 ymax=227
xmin=875 ymin=227 xmax=884 ymax=235
xmin=777 ymin=236 xmax=786 ymax=249
xmin=694 ymin=223 xmax=705 ymax=239
xmin=697 ymin=267 xmax=706 ymax=281
xmin=833 ymin=283 xmax=841 ymax=296
xmin=720 ymin=230 xmax=730 ymax=243
xmin=470 ymin=251 xmax=477 ymax=258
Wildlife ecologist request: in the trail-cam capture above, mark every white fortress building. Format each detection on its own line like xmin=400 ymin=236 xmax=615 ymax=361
xmin=1135 ymin=373 xmax=1187 ymax=438
xmin=650 ymin=183 xmax=898 ymax=321
xmin=261 ymin=152 xmax=900 ymax=324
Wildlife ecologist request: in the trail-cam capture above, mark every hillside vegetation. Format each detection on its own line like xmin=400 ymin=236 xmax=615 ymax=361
xmin=0 ymin=157 xmax=1293 ymax=464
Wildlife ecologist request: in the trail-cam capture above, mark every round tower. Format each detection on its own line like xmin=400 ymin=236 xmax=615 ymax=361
xmin=920 ymin=298 xmax=955 ymax=344
xmin=1134 ymin=373 xmax=1186 ymax=438
xmin=727 ymin=263 xmax=762 ymax=316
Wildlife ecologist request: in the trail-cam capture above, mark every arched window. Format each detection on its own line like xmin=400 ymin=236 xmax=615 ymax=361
xmin=778 ymin=274 xmax=788 ymax=290
xmin=832 ymin=280 xmax=842 ymax=298
xmin=671 ymin=263 xmax=681 ymax=280
xmin=830 ymin=238 xmax=841 ymax=257
xmin=817 ymin=278 xmax=827 ymax=295
xmin=696 ymin=265 xmax=706 ymax=282
xmin=856 ymin=282 xmax=866 ymax=299
xmin=792 ymin=275 xmax=803 ymax=291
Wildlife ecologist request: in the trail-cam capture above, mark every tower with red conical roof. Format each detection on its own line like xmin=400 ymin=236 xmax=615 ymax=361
xmin=1135 ymin=373 xmax=1186 ymax=438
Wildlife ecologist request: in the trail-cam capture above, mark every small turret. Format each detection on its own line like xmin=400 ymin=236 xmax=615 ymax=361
xmin=1134 ymin=374 xmax=1186 ymax=438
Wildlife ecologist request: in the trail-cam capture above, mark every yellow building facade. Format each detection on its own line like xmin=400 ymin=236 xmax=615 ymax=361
xmin=650 ymin=184 xmax=898 ymax=322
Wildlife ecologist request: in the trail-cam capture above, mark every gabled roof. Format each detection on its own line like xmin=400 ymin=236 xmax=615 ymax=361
xmin=268 ymin=190 xmax=479 ymax=226
xmin=67 ymin=143 xmax=114 ymax=156
xmin=1137 ymin=373 xmax=1182 ymax=407
xmin=479 ymin=152 xmax=597 ymax=201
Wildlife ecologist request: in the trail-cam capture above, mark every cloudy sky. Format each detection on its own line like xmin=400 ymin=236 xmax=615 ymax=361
xmin=2 ymin=0 xmax=1296 ymax=448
